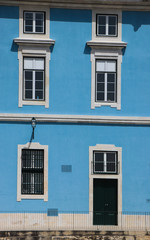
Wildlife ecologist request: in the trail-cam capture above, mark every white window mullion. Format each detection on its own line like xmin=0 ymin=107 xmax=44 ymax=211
xmin=33 ymin=71 xmax=35 ymax=100
xmin=104 ymin=73 xmax=107 ymax=101
xmin=104 ymin=153 xmax=107 ymax=172
xmin=33 ymin=12 xmax=35 ymax=33
xmin=106 ymin=16 xmax=109 ymax=36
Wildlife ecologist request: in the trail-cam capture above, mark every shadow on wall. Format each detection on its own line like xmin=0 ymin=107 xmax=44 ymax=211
xmin=122 ymin=11 xmax=150 ymax=32
xmin=50 ymin=8 xmax=91 ymax=23
xmin=11 ymin=42 xmax=18 ymax=52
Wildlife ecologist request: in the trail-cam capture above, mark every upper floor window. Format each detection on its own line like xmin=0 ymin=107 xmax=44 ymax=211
xmin=93 ymin=151 xmax=118 ymax=174
xmin=24 ymin=11 xmax=45 ymax=34
xmin=24 ymin=57 xmax=45 ymax=101
xmin=96 ymin=59 xmax=117 ymax=103
xmin=96 ymin=15 xmax=117 ymax=37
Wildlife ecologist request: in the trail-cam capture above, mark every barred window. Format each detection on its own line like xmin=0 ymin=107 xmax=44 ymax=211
xmin=21 ymin=149 xmax=44 ymax=195
xmin=93 ymin=151 xmax=118 ymax=174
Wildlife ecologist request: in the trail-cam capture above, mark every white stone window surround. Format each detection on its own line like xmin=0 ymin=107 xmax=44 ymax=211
xmin=92 ymin=9 xmax=122 ymax=42
xmin=91 ymin=48 xmax=122 ymax=110
xmin=17 ymin=142 xmax=48 ymax=201
xmin=19 ymin=5 xmax=50 ymax=39
xmin=89 ymin=144 xmax=122 ymax=226
xmin=18 ymin=45 xmax=50 ymax=108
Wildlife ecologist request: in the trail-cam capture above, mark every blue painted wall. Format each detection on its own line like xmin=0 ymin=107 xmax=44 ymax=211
xmin=1 ymin=8 xmax=150 ymax=116
xmin=0 ymin=122 xmax=149 ymax=212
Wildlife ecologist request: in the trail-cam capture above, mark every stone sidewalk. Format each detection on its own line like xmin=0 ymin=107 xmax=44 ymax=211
xmin=0 ymin=231 xmax=150 ymax=240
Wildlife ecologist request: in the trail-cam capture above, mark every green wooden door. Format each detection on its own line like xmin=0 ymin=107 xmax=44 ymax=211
xmin=93 ymin=179 xmax=118 ymax=225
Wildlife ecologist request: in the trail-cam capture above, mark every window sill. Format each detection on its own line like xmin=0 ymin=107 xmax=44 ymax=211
xmin=91 ymin=102 xmax=121 ymax=110
xmin=87 ymin=40 xmax=127 ymax=49
xmin=17 ymin=194 xmax=48 ymax=201
xmin=19 ymin=100 xmax=49 ymax=108
xmin=14 ymin=37 xmax=55 ymax=47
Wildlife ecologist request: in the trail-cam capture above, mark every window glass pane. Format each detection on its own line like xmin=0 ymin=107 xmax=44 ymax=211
xmin=36 ymin=13 xmax=44 ymax=20
xmin=107 ymin=153 xmax=116 ymax=172
xmin=107 ymin=73 xmax=115 ymax=82
xmin=24 ymin=12 xmax=33 ymax=32
xmin=25 ymin=90 xmax=32 ymax=99
xmin=107 ymin=83 xmax=115 ymax=91
xmin=25 ymin=12 xmax=33 ymax=19
xmin=98 ymin=26 xmax=106 ymax=35
xmin=96 ymin=73 xmax=104 ymax=82
xmin=35 ymin=59 xmax=44 ymax=70
xmin=107 ymin=93 xmax=114 ymax=101
xmin=35 ymin=91 xmax=43 ymax=100
xmin=36 ymin=26 xmax=43 ymax=32
xmin=108 ymin=16 xmax=116 ymax=26
xmin=96 ymin=60 xmax=105 ymax=71
xmin=25 ymin=71 xmax=32 ymax=80
xmin=25 ymin=81 xmax=32 ymax=90
xmin=106 ymin=61 xmax=116 ymax=72
xmin=25 ymin=26 xmax=33 ymax=32
xmin=35 ymin=71 xmax=43 ymax=80
xmin=97 ymin=83 xmax=104 ymax=91
xmin=35 ymin=81 xmax=43 ymax=90
xmin=24 ymin=58 xmax=34 ymax=69
xmin=94 ymin=152 xmax=104 ymax=172
xmin=109 ymin=26 xmax=116 ymax=35
xmin=97 ymin=92 xmax=104 ymax=101
xmin=98 ymin=15 xmax=106 ymax=25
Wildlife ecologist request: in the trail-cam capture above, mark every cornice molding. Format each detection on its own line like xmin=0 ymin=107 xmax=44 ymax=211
xmin=0 ymin=113 xmax=150 ymax=125
xmin=14 ymin=38 xmax=55 ymax=46
xmin=87 ymin=41 xmax=127 ymax=49
xmin=1 ymin=0 xmax=150 ymax=10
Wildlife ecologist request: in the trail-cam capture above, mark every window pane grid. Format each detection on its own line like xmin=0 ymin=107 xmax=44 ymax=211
xmin=24 ymin=58 xmax=44 ymax=101
xmin=22 ymin=149 xmax=44 ymax=195
xmin=24 ymin=12 xmax=44 ymax=33
xmin=93 ymin=151 xmax=117 ymax=174
xmin=96 ymin=60 xmax=116 ymax=102
xmin=97 ymin=15 xmax=117 ymax=36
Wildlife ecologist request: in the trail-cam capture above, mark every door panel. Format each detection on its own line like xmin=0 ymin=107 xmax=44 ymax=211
xmin=93 ymin=179 xmax=118 ymax=225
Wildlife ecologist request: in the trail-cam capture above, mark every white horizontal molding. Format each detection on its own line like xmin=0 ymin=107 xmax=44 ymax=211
xmin=87 ymin=41 xmax=127 ymax=49
xmin=14 ymin=38 xmax=55 ymax=47
xmin=1 ymin=0 xmax=150 ymax=10
xmin=0 ymin=113 xmax=150 ymax=125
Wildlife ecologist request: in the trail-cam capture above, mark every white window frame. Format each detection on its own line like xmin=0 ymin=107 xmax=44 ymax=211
xmin=18 ymin=46 xmax=50 ymax=108
xmin=92 ymin=9 xmax=122 ymax=42
xmin=24 ymin=11 xmax=45 ymax=34
xmin=23 ymin=57 xmax=45 ymax=101
xmin=93 ymin=151 xmax=118 ymax=174
xmin=19 ymin=6 xmax=50 ymax=39
xmin=91 ymin=49 xmax=122 ymax=110
xmin=97 ymin=14 xmax=118 ymax=37
xmin=17 ymin=142 xmax=48 ymax=201
xmin=89 ymin=144 xmax=122 ymax=226
xmin=95 ymin=59 xmax=117 ymax=103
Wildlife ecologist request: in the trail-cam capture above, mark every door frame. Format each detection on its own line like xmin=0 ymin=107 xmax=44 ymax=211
xmin=89 ymin=144 xmax=122 ymax=226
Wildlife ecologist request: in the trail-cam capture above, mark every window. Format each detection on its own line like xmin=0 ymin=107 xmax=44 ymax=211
xmin=97 ymin=15 xmax=117 ymax=37
xmin=96 ymin=59 xmax=117 ymax=103
xmin=24 ymin=11 xmax=45 ymax=34
xmin=17 ymin=142 xmax=48 ymax=201
xmin=93 ymin=151 xmax=118 ymax=174
xmin=24 ymin=57 xmax=45 ymax=101
xmin=21 ymin=149 xmax=44 ymax=195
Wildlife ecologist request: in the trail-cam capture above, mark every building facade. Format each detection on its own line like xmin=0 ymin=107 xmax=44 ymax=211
xmin=0 ymin=0 xmax=150 ymax=230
